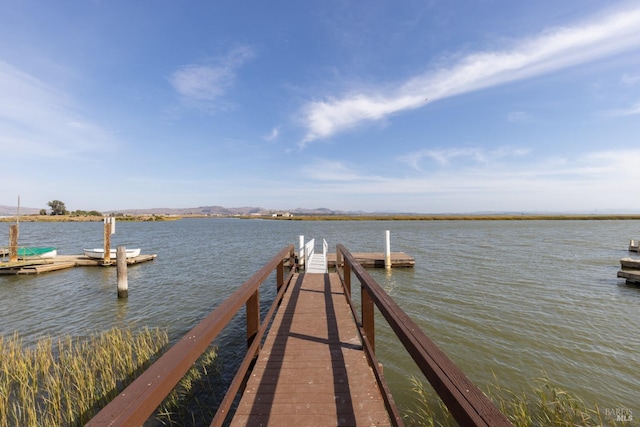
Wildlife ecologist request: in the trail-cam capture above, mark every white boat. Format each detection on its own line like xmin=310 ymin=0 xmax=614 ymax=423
xmin=83 ymin=248 xmax=141 ymax=259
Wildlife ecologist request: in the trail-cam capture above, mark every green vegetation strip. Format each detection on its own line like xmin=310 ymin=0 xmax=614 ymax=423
xmin=0 ymin=214 xmax=178 ymax=222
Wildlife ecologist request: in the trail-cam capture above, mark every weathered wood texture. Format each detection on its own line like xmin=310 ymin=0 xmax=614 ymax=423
xmin=618 ymin=257 xmax=640 ymax=284
xmin=231 ymin=272 xmax=391 ymax=426
xmin=9 ymin=224 xmax=18 ymax=262
xmin=116 ymin=246 xmax=128 ymax=298
xmin=0 ymin=254 xmax=156 ymax=275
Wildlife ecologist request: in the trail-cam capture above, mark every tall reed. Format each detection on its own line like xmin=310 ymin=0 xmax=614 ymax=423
xmin=0 ymin=326 xmax=169 ymax=427
xmin=404 ymin=374 xmax=619 ymax=427
xmin=150 ymin=344 xmax=220 ymax=426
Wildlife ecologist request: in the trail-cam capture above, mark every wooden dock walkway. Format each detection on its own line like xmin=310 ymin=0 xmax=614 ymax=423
xmin=88 ymin=243 xmax=510 ymax=427
xmin=231 ymin=272 xmax=390 ymax=426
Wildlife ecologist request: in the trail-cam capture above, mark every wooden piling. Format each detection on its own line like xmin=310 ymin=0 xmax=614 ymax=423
xmin=117 ymin=246 xmax=128 ymax=298
xmin=9 ymin=224 xmax=18 ymax=263
xmin=104 ymin=220 xmax=112 ymax=264
xmin=384 ymin=230 xmax=391 ymax=269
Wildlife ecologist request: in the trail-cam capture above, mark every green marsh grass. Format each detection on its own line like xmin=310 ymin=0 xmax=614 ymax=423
xmin=0 ymin=327 xmax=169 ymax=426
xmin=404 ymin=374 xmax=619 ymax=426
xmin=1 ymin=327 xmax=222 ymax=427
xmin=151 ymin=344 xmax=219 ymax=426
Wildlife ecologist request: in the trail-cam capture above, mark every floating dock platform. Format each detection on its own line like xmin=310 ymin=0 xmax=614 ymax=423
xmin=285 ymin=252 xmax=415 ymax=270
xmin=0 ymin=254 xmax=157 ymax=275
xmin=618 ymin=257 xmax=640 ymax=285
xmin=327 ymin=252 xmax=415 ymax=268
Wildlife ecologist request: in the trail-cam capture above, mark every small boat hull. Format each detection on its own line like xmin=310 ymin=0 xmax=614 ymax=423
xmin=18 ymin=247 xmax=57 ymax=259
xmin=83 ymin=248 xmax=141 ymax=259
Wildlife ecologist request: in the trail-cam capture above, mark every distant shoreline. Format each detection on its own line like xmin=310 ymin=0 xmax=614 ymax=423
xmin=0 ymin=215 xmax=180 ymax=222
xmin=2 ymin=213 xmax=640 ymax=222
xmin=264 ymin=214 xmax=640 ymax=221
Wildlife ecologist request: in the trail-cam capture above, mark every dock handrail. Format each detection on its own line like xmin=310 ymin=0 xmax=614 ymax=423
xmin=87 ymin=245 xmax=297 ymax=426
xmin=336 ymin=244 xmax=512 ymax=427
xmin=322 ymin=238 xmax=328 ymax=272
xmin=304 ymin=237 xmax=315 ymax=267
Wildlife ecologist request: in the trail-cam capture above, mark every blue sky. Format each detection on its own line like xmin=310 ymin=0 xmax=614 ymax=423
xmin=2 ymin=1 xmax=640 ymax=213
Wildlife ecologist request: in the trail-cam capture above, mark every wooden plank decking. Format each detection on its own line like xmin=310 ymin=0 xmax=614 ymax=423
xmin=0 ymin=254 xmax=157 ymax=274
xmin=231 ymin=272 xmax=391 ymax=426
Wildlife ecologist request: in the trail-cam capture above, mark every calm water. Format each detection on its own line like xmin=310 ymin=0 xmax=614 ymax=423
xmin=1 ymin=218 xmax=639 ymax=417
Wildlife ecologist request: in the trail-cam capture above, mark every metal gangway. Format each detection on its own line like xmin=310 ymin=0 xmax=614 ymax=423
xmin=303 ymin=237 xmax=328 ymax=273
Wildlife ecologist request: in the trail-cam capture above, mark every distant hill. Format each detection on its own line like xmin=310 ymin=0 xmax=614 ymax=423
xmin=0 ymin=205 xmax=41 ymax=216
xmin=0 ymin=204 xmax=353 ymax=216
xmin=109 ymin=206 xmax=355 ymax=216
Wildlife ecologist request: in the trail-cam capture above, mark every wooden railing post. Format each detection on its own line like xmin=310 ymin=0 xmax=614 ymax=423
xmin=246 ymin=290 xmax=260 ymax=347
xmin=277 ymin=259 xmax=284 ymax=291
xmin=341 ymin=248 xmax=351 ymax=297
xmin=362 ymin=286 xmax=375 ymax=353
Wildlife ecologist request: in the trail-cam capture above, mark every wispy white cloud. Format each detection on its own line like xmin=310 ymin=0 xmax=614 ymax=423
xmin=398 ymin=146 xmax=530 ymax=170
xmin=621 ymin=73 xmax=640 ymax=85
xmin=0 ymin=61 xmax=114 ymax=158
xmin=264 ymin=126 xmax=280 ymax=141
xmin=170 ymin=45 xmax=255 ymax=105
xmin=604 ymin=101 xmax=640 ymax=116
xmin=296 ymin=148 xmax=640 ymax=212
xmin=298 ymin=6 xmax=640 ymax=146
xmin=303 ymin=159 xmax=385 ymax=182
xmin=507 ymin=111 xmax=535 ymax=123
